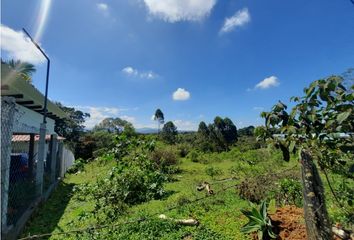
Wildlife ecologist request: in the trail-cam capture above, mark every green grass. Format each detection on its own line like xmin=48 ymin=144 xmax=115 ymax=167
xmin=21 ymin=145 xmax=350 ymax=239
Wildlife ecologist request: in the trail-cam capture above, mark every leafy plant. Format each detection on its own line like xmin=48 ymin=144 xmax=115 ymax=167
xmin=276 ymin=178 xmax=303 ymax=207
xmin=205 ymin=166 xmax=223 ymax=178
xmin=241 ymin=201 xmax=277 ymax=240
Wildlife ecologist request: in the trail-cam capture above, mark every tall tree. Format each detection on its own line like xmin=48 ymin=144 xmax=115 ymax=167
xmin=93 ymin=117 xmax=135 ymax=135
xmin=154 ymin=109 xmax=165 ymax=133
xmin=3 ymin=59 xmax=36 ymax=82
xmin=54 ymin=103 xmax=90 ymax=151
xmin=161 ymin=121 xmax=178 ymax=144
xmin=256 ymin=75 xmax=353 ymax=239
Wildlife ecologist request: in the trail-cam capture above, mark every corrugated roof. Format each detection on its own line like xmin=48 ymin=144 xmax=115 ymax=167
xmin=1 ymin=63 xmax=67 ymax=120
xmin=12 ymin=134 xmax=65 ymax=142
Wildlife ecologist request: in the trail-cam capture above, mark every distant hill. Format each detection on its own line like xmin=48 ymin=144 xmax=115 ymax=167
xmin=136 ymin=128 xmax=158 ymax=134
xmin=136 ymin=128 xmax=195 ymax=134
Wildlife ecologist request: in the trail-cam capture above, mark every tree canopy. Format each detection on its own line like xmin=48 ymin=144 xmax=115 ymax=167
xmin=161 ymin=121 xmax=178 ymax=144
xmin=2 ymin=59 xmax=36 ymax=82
xmin=93 ymin=117 xmax=135 ymax=135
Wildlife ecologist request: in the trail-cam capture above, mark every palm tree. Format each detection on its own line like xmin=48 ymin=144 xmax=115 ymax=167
xmin=6 ymin=59 xmax=36 ymax=82
xmin=154 ymin=109 xmax=164 ymax=134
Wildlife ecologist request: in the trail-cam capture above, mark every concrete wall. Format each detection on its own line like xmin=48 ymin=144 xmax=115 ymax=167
xmin=13 ymin=104 xmax=55 ymax=134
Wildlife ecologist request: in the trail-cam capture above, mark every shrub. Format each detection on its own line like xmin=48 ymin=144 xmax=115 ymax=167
xmin=205 ymin=166 xmax=223 ymax=179
xmin=177 ymin=143 xmax=191 ymax=157
xmin=237 ymin=170 xmax=300 ymax=203
xmin=275 ymin=178 xmax=302 ymax=207
xmin=151 ymin=147 xmax=179 ymax=173
xmin=67 ymin=158 xmax=85 ymax=174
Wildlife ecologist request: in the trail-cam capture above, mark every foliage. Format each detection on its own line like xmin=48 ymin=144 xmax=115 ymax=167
xmin=66 ymin=158 xmax=85 ymax=174
xmin=2 ymin=59 xmax=36 ymax=82
xmin=154 ymin=108 xmax=165 ymax=133
xmin=197 ymin=117 xmax=238 ymax=152
xmin=238 ymin=170 xmax=299 ymax=203
xmin=161 ymin=121 xmax=178 ymax=144
xmin=74 ymin=135 xmax=168 ymax=223
xmin=92 ymin=117 xmax=135 ymax=135
xmin=238 ymin=126 xmax=255 ymax=137
xmin=241 ymin=201 xmax=277 ymax=240
xmin=276 ymin=178 xmax=303 ymax=207
xmin=54 ymin=103 xmax=90 ymax=153
xmin=205 ymin=166 xmax=223 ymax=179
xmin=257 ymin=75 xmax=353 ymax=169
xmin=150 ymin=146 xmax=180 ymax=174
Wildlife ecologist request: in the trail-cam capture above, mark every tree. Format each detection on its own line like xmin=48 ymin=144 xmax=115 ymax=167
xmin=197 ymin=117 xmax=238 ymax=152
xmin=93 ymin=117 xmax=135 ymax=135
xmin=154 ymin=109 xmax=165 ymax=133
xmin=161 ymin=121 xmax=178 ymax=144
xmin=238 ymin=126 xmax=255 ymax=136
xmin=256 ymin=75 xmax=353 ymax=240
xmin=3 ymin=59 xmax=36 ymax=82
xmin=54 ymin=103 xmax=90 ymax=151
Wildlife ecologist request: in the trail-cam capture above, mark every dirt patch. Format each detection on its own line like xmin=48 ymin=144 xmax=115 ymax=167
xmin=269 ymin=205 xmax=307 ymax=240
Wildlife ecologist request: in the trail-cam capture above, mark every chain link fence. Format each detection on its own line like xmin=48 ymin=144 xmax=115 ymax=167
xmin=1 ymin=97 xmax=72 ymax=239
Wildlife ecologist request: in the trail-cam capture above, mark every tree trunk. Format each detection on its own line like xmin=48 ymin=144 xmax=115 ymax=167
xmin=300 ymin=150 xmax=332 ymax=240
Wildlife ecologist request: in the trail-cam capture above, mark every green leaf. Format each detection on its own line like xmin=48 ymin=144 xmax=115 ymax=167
xmin=289 ymin=141 xmax=296 ymax=153
xmin=337 ymin=111 xmax=350 ymax=124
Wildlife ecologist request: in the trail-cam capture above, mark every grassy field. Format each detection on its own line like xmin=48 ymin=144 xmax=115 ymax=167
xmin=21 ymin=142 xmax=351 ymax=239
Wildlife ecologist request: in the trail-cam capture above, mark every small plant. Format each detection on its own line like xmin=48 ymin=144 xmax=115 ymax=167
xmin=277 ymin=178 xmax=302 ymax=206
xmin=241 ymin=201 xmax=277 ymax=240
xmin=205 ymin=166 xmax=223 ymax=179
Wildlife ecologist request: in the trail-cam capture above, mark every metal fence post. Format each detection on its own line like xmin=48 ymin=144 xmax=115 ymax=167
xmin=50 ymin=134 xmax=58 ymax=183
xmin=1 ymin=97 xmax=16 ymax=233
xmin=36 ymin=123 xmax=47 ymax=196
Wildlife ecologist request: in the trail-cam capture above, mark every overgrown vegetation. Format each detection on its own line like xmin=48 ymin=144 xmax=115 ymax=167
xmin=21 ymin=74 xmax=353 ymax=239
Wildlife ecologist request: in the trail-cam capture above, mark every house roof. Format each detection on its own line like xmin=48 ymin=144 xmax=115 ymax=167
xmin=12 ymin=134 xmax=65 ymax=142
xmin=1 ymin=63 xmax=67 ymax=120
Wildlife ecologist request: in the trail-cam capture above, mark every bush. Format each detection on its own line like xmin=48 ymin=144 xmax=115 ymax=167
xmin=67 ymin=158 xmax=85 ymax=174
xmin=177 ymin=143 xmax=191 ymax=157
xmin=205 ymin=166 xmax=223 ymax=179
xmin=151 ymin=147 xmax=179 ymax=173
xmin=237 ymin=170 xmax=300 ymax=203
xmin=275 ymin=178 xmax=303 ymax=207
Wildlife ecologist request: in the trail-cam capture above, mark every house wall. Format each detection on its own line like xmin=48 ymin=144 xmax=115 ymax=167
xmin=13 ymin=104 xmax=56 ymax=134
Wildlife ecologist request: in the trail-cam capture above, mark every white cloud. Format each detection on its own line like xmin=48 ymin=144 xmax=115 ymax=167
xmin=172 ymin=88 xmax=190 ymax=101
xmin=143 ymin=0 xmax=217 ymax=23
xmin=255 ymin=76 xmax=280 ymax=89
xmin=120 ymin=115 xmax=136 ymax=123
xmin=0 ymin=24 xmax=46 ymax=64
xmin=122 ymin=66 xmax=158 ymax=79
xmin=73 ymin=105 xmax=137 ymax=129
xmin=173 ymin=119 xmax=197 ymax=131
xmin=97 ymin=3 xmax=108 ymax=11
xmin=220 ymin=8 xmax=250 ymax=34
xmin=122 ymin=66 xmax=138 ymax=76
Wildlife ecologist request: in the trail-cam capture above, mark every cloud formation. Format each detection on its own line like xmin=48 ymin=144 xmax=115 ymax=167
xmin=97 ymin=3 xmax=108 ymax=11
xmin=255 ymin=76 xmax=280 ymax=89
xmin=172 ymin=88 xmax=191 ymax=101
xmin=143 ymin=0 xmax=217 ymax=22
xmin=0 ymin=24 xmax=46 ymax=64
xmin=73 ymin=105 xmax=136 ymax=129
xmin=220 ymin=8 xmax=250 ymax=34
xmin=122 ymin=66 xmax=158 ymax=79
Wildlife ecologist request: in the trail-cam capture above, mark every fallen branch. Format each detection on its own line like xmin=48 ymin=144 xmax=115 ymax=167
xmin=158 ymin=214 xmax=199 ymax=226
xmin=196 ymin=182 xmax=214 ymax=195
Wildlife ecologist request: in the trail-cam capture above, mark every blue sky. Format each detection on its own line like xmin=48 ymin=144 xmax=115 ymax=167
xmin=1 ymin=0 xmax=354 ymax=130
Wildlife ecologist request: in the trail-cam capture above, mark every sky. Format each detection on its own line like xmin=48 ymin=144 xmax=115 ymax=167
xmin=1 ymin=0 xmax=354 ymax=130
